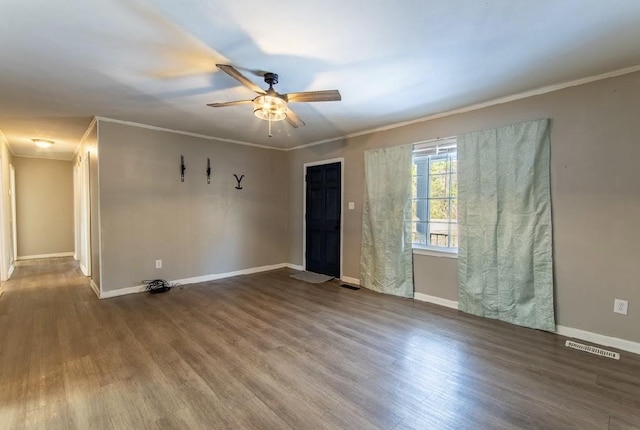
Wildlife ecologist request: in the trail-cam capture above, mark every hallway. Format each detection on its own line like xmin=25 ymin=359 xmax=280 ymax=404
xmin=0 ymin=258 xmax=95 ymax=428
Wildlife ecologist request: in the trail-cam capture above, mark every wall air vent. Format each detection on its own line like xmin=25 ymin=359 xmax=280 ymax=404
xmin=565 ymin=340 xmax=620 ymax=360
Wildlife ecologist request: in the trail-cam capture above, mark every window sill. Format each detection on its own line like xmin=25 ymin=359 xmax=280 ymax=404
xmin=412 ymin=247 xmax=458 ymax=259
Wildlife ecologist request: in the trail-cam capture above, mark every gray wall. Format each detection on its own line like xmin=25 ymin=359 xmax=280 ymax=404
xmin=14 ymin=157 xmax=73 ymax=257
xmin=287 ymin=70 xmax=640 ymax=344
xmin=97 ymin=121 xmax=288 ymax=292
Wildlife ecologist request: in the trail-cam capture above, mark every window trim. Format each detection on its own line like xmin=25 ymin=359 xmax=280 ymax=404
xmin=412 ymin=246 xmax=458 ymax=258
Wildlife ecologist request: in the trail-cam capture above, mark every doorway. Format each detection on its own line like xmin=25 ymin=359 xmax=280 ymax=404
xmin=304 ymin=159 xmax=343 ymax=278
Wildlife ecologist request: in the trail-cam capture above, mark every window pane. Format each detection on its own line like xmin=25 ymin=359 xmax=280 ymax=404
xmin=416 ymin=199 xmax=429 ymax=221
xmin=451 ymin=173 xmax=458 ymax=198
xmin=429 ymin=159 xmax=449 ymax=175
xmin=415 ymin=159 xmax=428 ymax=177
xmin=411 ymin=142 xmax=457 ymax=250
xmin=450 ymin=223 xmax=459 ymax=248
xmin=429 ymin=222 xmax=449 ymax=236
xmin=428 ymin=222 xmax=449 ymax=247
xmin=429 ymin=174 xmax=449 ymax=198
xmin=412 ymin=222 xmax=427 ymax=245
xmin=413 ymin=199 xmax=428 ymax=222
xmin=416 ymin=175 xmax=427 ymax=199
xmin=429 ymin=199 xmax=449 ymax=221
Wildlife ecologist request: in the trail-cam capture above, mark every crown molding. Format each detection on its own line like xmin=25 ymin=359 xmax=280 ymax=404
xmin=95 ymin=116 xmax=284 ymax=151
xmin=285 ymin=64 xmax=640 ymax=152
xmin=69 ymin=64 xmax=640 ymax=154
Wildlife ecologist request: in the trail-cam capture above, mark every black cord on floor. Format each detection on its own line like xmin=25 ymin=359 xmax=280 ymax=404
xmin=142 ymin=279 xmax=183 ymax=294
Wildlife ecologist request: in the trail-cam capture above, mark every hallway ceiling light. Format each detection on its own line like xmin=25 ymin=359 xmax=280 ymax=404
xmin=32 ymin=139 xmax=54 ymax=148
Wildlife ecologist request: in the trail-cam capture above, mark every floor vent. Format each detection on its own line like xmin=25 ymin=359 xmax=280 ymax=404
xmin=565 ymin=340 xmax=620 ymax=360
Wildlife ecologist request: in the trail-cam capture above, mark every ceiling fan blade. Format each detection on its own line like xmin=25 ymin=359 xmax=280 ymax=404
xmin=285 ymin=90 xmax=341 ymax=103
xmin=285 ymin=108 xmax=306 ymax=128
xmin=206 ymin=100 xmax=253 ymax=108
xmin=216 ymin=64 xmax=266 ymax=94
xmin=236 ymin=66 xmax=271 ymax=78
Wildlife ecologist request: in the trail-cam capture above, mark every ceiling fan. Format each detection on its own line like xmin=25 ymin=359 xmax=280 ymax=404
xmin=207 ymin=64 xmax=341 ymax=137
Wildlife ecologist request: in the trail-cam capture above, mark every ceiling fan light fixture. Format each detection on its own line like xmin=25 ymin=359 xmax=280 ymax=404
xmin=253 ymin=95 xmax=287 ymax=122
xmin=32 ymin=139 xmax=54 ymax=148
xmin=209 ymin=65 xmax=340 ymax=136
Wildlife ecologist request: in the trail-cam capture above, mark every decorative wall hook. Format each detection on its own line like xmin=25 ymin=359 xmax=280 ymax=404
xmin=233 ymin=174 xmax=244 ymax=190
xmin=206 ymin=158 xmax=211 ymax=184
xmin=180 ymin=155 xmax=186 ymax=182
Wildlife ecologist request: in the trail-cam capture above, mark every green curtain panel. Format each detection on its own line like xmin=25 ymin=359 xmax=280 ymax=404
xmin=360 ymin=144 xmax=414 ymax=298
xmin=458 ymin=119 xmax=555 ymax=331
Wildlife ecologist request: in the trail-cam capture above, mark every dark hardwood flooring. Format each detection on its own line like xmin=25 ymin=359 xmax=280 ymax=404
xmin=1 ymin=257 xmax=639 ymax=429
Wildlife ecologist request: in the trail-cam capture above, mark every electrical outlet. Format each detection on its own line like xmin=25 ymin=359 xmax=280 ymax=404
xmin=155 ymin=259 xmax=162 ymax=269
xmin=614 ymin=299 xmax=628 ymax=315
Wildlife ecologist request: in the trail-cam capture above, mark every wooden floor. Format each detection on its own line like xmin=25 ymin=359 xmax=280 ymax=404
xmin=1 ymin=258 xmax=639 ymax=429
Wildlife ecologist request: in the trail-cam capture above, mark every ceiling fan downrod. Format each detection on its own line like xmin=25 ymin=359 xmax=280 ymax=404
xmin=264 ymin=73 xmax=280 ymax=137
xmin=263 ymin=72 xmax=278 ymax=89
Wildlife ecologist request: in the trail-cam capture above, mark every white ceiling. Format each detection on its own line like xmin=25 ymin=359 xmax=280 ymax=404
xmin=2 ymin=0 xmax=640 ymax=159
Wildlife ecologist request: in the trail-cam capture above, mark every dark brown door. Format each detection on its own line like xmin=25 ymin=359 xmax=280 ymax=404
xmin=305 ymin=162 xmax=341 ymax=277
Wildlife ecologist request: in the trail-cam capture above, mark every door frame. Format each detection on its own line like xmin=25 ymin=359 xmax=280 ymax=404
xmin=0 ymin=157 xmax=5 ymax=281
xmin=302 ymin=158 xmax=344 ymax=279
xmin=78 ymin=152 xmax=91 ymax=276
xmin=73 ymin=165 xmax=80 ymax=261
xmin=9 ymin=164 xmax=16 ymax=272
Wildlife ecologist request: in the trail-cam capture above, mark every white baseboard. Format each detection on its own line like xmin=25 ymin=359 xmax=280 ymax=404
xmin=414 ymin=292 xmax=459 ymax=309
xmin=286 ymin=263 xmax=304 ymax=271
xmin=556 ymin=325 xmax=640 ymax=356
xmin=7 ymin=264 xmax=14 ymax=279
xmin=89 ymin=279 xmax=100 ymax=298
xmin=413 ymin=292 xmax=640 ymax=355
xmin=17 ymin=252 xmax=74 ymax=261
xmin=100 ymin=284 xmax=147 ymax=299
xmin=341 ymin=276 xmax=360 ymax=285
xmin=175 ymin=263 xmax=288 ymax=285
xmin=79 ymin=263 xmax=89 ymax=277
xmin=100 ymin=263 xmax=289 ymax=299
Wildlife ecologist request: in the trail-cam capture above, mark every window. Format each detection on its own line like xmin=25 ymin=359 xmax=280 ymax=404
xmin=411 ymin=139 xmax=457 ymax=251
